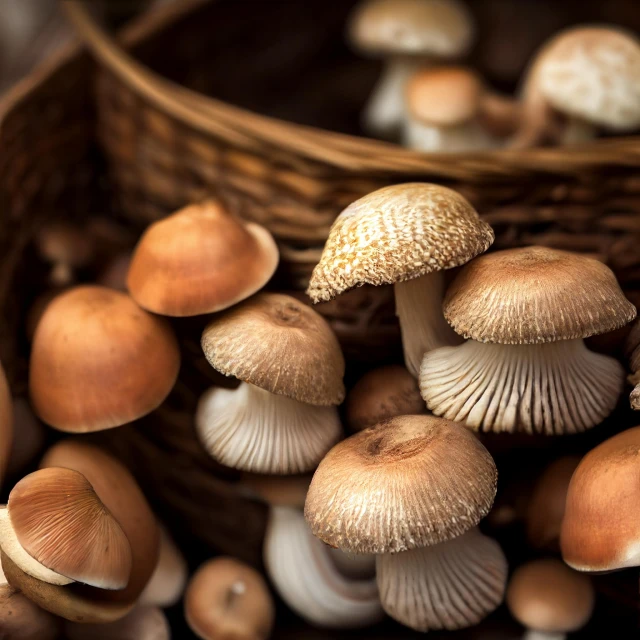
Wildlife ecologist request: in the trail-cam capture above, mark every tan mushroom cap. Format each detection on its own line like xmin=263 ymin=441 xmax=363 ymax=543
xmin=7 ymin=468 xmax=131 ymax=590
xmin=506 ymin=559 xmax=594 ymax=633
xmin=0 ymin=362 xmax=12 ymax=486
xmin=29 ymin=286 xmax=180 ymax=432
xmin=127 ymin=201 xmax=279 ymax=317
xmin=307 ymin=184 xmax=494 ymax=303
xmin=406 ymin=67 xmax=483 ymax=126
xmin=444 ymin=246 xmax=637 ymax=344
xmin=304 ymin=415 xmax=497 ymax=554
xmin=349 ymin=0 xmax=474 ymax=58
xmin=202 ymin=293 xmax=345 ymax=405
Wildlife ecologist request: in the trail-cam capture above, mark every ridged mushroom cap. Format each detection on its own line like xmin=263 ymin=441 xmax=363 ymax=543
xmin=127 ymin=201 xmax=279 ymax=317
xmin=304 ymin=415 xmax=497 ymax=554
xmin=307 ymin=184 xmax=493 ymax=303
xmin=0 ymin=362 xmax=12 ymax=486
xmin=6 ymin=468 xmax=131 ymax=590
xmin=201 ymin=293 xmax=345 ymax=405
xmin=29 ymin=286 xmax=180 ymax=432
xmin=349 ymin=0 xmax=474 ymax=58
xmin=444 ymin=246 xmax=637 ymax=344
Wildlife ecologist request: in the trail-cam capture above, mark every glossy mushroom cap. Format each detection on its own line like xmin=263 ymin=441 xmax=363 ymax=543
xmin=0 ymin=362 xmax=12 ymax=487
xmin=349 ymin=0 xmax=474 ymax=58
xmin=406 ymin=67 xmax=483 ymax=126
xmin=345 ymin=365 xmax=424 ymax=431
xmin=29 ymin=286 xmax=180 ymax=432
xmin=127 ymin=201 xmax=279 ymax=317
xmin=444 ymin=246 xmax=637 ymax=344
xmin=305 ymin=415 xmax=497 ymax=553
xmin=202 ymin=293 xmax=345 ymax=405
xmin=561 ymin=427 xmax=640 ymax=571
xmin=185 ymin=557 xmax=275 ymax=640
xmin=506 ymin=559 xmax=594 ymax=633
xmin=65 ymin=606 xmax=170 ymax=640
xmin=307 ymin=184 xmax=493 ymax=303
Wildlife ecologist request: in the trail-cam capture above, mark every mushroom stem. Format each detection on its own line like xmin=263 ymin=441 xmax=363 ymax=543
xmin=560 ymin=117 xmax=596 ymax=145
xmin=403 ymin=117 xmax=497 ymax=152
xmin=394 ymin=273 xmax=462 ymax=378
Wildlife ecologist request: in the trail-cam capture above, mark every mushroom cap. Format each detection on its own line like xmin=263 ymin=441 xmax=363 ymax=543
xmin=506 ymin=559 xmax=594 ymax=633
xmin=304 ymin=414 xmax=497 ymax=554
xmin=127 ymin=201 xmax=279 ymax=317
xmin=65 ymin=606 xmax=171 ymax=640
xmin=349 ymin=0 xmax=474 ymax=58
xmin=560 ymin=427 xmax=640 ymax=571
xmin=444 ymin=246 xmax=637 ymax=344
xmin=307 ymin=184 xmax=493 ymax=303
xmin=185 ymin=557 xmax=275 ymax=640
xmin=6 ymin=468 xmax=131 ymax=590
xmin=535 ymin=26 xmax=640 ymax=131
xmin=406 ymin=67 xmax=483 ymax=126
xmin=201 ymin=293 xmax=345 ymax=405
xmin=29 ymin=286 xmax=180 ymax=432
xmin=0 ymin=362 xmax=12 ymax=486
xmin=345 ymin=365 xmax=424 ymax=431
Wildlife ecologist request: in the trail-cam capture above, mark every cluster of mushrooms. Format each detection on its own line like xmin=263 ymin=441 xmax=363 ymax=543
xmin=1 ymin=180 xmax=639 ymax=639
xmin=349 ymin=0 xmax=640 ymax=150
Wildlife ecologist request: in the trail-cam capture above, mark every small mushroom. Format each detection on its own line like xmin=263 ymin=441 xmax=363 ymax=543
xmin=184 ymin=557 xmax=275 ymax=640
xmin=239 ymin=472 xmax=312 ymax=509
xmin=305 ymin=415 xmax=497 ymax=553
xmin=506 ymin=559 xmax=594 ymax=640
xmin=377 ymin=527 xmax=507 ymax=632
xmin=29 ymin=286 xmax=180 ymax=433
xmin=127 ymin=201 xmax=279 ymax=317
xmin=65 ymin=606 xmax=170 ymax=640
xmin=0 ymin=362 xmax=12 ymax=489
xmin=420 ymin=247 xmax=636 ymax=434
xmin=308 ymin=183 xmax=494 ymax=377
xmin=345 ymin=365 xmax=424 ymax=432
xmin=349 ymin=0 xmax=475 ymax=138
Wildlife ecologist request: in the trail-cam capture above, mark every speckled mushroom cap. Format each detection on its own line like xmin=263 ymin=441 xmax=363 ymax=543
xmin=444 ymin=246 xmax=636 ymax=344
xmin=349 ymin=0 xmax=474 ymax=58
xmin=307 ymin=184 xmax=494 ymax=303
xmin=535 ymin=27 xmax=640 ymax=131
xmin=304 ymin=415 xmax=497 ymax=554
xmin=201 ymin=293 xmax=345 ymax=406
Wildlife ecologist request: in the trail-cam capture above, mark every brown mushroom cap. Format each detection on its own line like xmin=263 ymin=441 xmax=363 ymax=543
xmin=561 ymin=427 xmax=640 ymax=571
xmin=506 ymin=559 xmax=594 ymax=633
xmin=0 ymin=362 xmax=12 ymax=486
xmin=29 ymin=286 xmax=180 ymax=433
xmin=304 ymin=415 xmax=497 ymax=554
xmin=185 ymin=557 xmax=275 ymax=640
xmin=444 ymin=246 xmax=636 ymax=344
xmin=345 ymin=365 xmax=424 ymax=431
xmin=307 ymin=184 xmax=493 ymax=303
xmin=127 ymin=201 xmax=279 ymax=317
xmin=201 ymin=293 xmax=345 ymax=405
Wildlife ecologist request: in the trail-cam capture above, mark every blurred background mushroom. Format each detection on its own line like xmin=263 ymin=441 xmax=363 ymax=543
xmin=65 ymin=606 xmax=171 ymax=640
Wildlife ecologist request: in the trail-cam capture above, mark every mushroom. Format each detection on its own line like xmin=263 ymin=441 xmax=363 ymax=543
xmin=348 ymin=0 xmax=475 ymax=138
xmin=0 ymin=362 xmax=12 ymax=489
xmin=65 ymin=606 xmax=170 ymax=640
xmin=199 ymin=293 xmax=344 ymax=474
xmin=515 ymin=26 xmax=640 ymax=147
xmin=625 ymin=319 xmax=640 ymax=409
xmin=420 ymin=247 xmax=636 ymax=434
xmin=560 ymin=427 xmax=640 ymax=572
xmin=127 ymin=201 xmax=279 ymax=317
xmin=376 ymin=527 xmax=507 ymax=631
xmin=304 ymin=414 xmax=497 ymax=553
xmin=525 ymin=456 xmax=580 ymax=550
xmin=184 ymin=557 xmax=275 ymax=640
xmin=506 ymin=559 xmax=594 ymax=640
xmin=239 ymin=472 xmax=312 ymax=509
xmin=29 ymin=286 xmax=180 ymax=433
xmin=264 ymin=505 xmax=382 ymax=628
xmin=345 ymin=365 xmax=424 ymax=431
xmin=6 ymin=398 xmax=46 ymax=477
xmin=307 ymin=183 xmax=494 ymax=377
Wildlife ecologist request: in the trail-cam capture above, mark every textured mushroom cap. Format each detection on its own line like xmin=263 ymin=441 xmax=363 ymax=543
xmin=29 ymin=286 xmax=180 ymax=432
xmin=560 ymin=427 xmax=640 ymax=571
xmin=202 ymin=293 xmax=345 ymax=405
xmin=444 ymin=246 xmax=636 ymax=344
xmin=7 ymin=468 xmax=131 ymax=590
xmin=65 ymin=606 xmax=171 ymax=640
xmin=407 ymin=67 xmax=483 ymax=126
xmin=349 ymin=0 xmax=474 ymax=58
xmin=127 ymin=201 xmax=279 ymax=317
xmin=536 ymin=27 xmax=640 ymax=130
xmin=0 ymin=362 xmax=12 ymax=486
xmin=506 ymin=559 xmax=594 ymax=633
xmin=307 ymin=184 xmax=493 ymax=303
xmin=304 ymin=415 xmax=497 ymax=554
